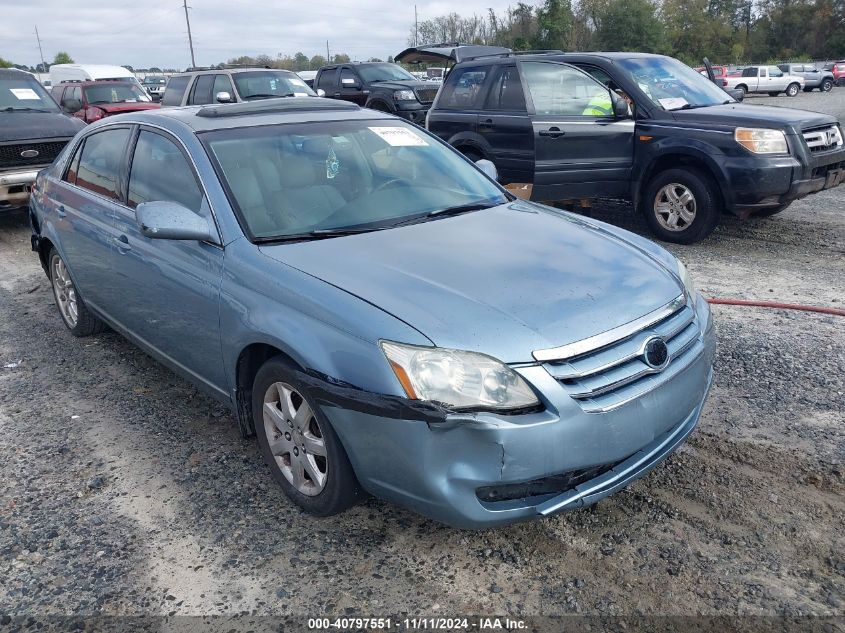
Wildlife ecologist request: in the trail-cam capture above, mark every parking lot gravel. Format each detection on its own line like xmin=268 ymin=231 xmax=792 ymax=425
xmin=1 ymin=91 xmax=843 ymax=625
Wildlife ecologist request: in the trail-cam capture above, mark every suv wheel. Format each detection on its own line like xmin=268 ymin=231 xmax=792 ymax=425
xmin=786 ymin=83 xmax=800 ymax=97
xmin=821 ymin=79 xmax=834 ymax=92
xmin=253 ymin=357 xmax=362 ymax=516
xmin=49 ymin=249 xmax=106 ymax=336
xmin=642 ymin=169 xmax=720 ymax=244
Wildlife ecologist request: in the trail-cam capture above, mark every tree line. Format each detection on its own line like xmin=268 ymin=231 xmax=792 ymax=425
xmin=410 ymin=0 xmax=845 ymax=65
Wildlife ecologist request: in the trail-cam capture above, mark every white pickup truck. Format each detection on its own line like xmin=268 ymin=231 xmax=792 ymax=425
xmin=724 ymin=65 xmax=805 ymax=97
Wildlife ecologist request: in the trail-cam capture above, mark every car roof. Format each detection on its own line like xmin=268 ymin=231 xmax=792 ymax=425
xmin=173 ymin=67 xmax=298 ymax=77
xmin=99 ymin=97 xmax=394 ymax=133
xmin=453 ymin=51 xmax=672 ymax=67
xmin=54 ymin=80 xmax=137 ymax=87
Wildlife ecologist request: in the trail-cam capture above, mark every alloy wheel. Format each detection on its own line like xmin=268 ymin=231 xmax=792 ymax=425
xmin=787 ymin=83 xmax=799 ymax=96
xmin=262 ymin=381 xmax=328 ymax=496
xmin=51 ymin=255 xmax=78 ymax=327
xmin=654 ymin=183 xmax=697 ymax=232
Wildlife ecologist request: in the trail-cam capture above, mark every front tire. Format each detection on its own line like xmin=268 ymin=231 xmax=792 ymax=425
xmin=821 ymin=79 xmax=833 ymax=92
xmin=786 ymin=83 xmax=800 ymax=97
xmin=48 ymin=249 xmax=106 ymax=337
xmin=642 ymin=168 xmax=721 ymax=244
xmin=253 ymin=357 xmax=362 ymax=517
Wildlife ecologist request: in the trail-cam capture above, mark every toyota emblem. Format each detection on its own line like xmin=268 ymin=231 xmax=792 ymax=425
xmin=643 ymin=336 xmax=669 ymax=370
xmin=20 ymin=149 xmax=40 ymax=159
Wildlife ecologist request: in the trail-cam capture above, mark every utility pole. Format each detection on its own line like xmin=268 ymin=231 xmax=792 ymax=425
xmin=183 ymin=0 xmax=196 ymax=68
xmin=34 ymin=25 xmax=46 ymax=73
xmin=326 ymin=40 xmax=330 ymax=63
xmin=415 ymin=5 xmax=418 ymax=46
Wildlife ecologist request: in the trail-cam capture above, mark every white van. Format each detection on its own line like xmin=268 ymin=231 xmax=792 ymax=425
xmin=49 ymin=64 xmax=142 ymax=88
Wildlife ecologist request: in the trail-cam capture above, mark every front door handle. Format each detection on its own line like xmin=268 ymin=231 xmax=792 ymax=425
xmin=479 ymin=118 xmax=494 ymax=129
xmin=539 ymin=127 xmax=565 ymax=138
xmin=56 ymin=205 xmax=67 ymax=219
xmin=114 ymin=234 xmax=131 ymax=252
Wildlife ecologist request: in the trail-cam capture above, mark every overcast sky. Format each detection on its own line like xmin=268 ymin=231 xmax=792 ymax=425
xmin=2 ymin=0 xmax=518 ymax=69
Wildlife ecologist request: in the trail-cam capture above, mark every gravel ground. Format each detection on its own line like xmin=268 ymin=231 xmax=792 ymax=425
xmin=1 ymin=91 xmax=844 ymax=626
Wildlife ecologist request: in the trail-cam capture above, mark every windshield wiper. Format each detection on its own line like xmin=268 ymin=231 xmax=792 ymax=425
xmin=254 ymin=226 xmax=384 ymax=244
xmin=244 ymin=93 xmax=295 ymax=100
xmin=2 ymin=106 xmax=51 ymax=112
xmin=426 ymin=201 xmax=499 ymax=217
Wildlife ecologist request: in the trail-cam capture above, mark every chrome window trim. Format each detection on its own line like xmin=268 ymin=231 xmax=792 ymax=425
xmin=532 ymin=294 xmax=686 ymax=362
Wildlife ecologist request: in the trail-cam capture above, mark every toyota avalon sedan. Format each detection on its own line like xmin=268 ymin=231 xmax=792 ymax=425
xmin=29 ymin=98 xmax=714 ymax=528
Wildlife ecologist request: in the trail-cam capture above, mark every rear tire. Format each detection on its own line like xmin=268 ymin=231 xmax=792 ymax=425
xmin=736 ymin=85 xmax=748 ymax=97
xmin=753 ymin=202 xmax=791 ymax=218
xmin=48 ymin=249 xmax=106 ymax=337
xmin=786 ymin=83 xmax=800 ymax=97
xmin=642 ymin=168 xmax=721 ymax=244
xmin=252 ymin=357 xmax=363 ymax=517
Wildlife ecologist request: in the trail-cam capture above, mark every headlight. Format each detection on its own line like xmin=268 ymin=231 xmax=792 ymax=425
xmin=677 ymin=260 xmax=697 ymax=301
xmin=735 ymin=127 xmax=788 ymax=154
xmin=393 ymin=90 xmax=416 ymax=101
xmin=381 ymin=341 xmax=539 ymax=411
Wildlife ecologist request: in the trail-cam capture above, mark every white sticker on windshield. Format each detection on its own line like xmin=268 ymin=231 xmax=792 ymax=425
xmin=368 ymin=126 xmax=428 ymax=147
xmin=10 ymin=88 xmax=40 ymax=100
xmin=658 ymin=97 xmax=689 ymax=110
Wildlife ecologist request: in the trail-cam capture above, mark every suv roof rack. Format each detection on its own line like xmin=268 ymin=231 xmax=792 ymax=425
xmin=462 ymin=49 xmax=565 ymax=61
xmin=185 ymin=64 xmax=273 ymax=72
xmin=196 ymin=96 xmax=358 ymax=118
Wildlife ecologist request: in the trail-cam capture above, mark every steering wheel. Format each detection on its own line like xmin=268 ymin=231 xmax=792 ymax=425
xmin=372 ymin=178 xmax=405 ymax=194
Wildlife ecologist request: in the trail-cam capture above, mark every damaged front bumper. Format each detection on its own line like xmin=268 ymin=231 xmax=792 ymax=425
xmin=0 ymin=167 xmax=40 ymax=211
xmin=321 ymin=296 xmax=715 ymax=529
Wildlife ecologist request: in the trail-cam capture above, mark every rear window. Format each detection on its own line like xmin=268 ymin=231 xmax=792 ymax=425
xmin=437 ymin=66 xmax=489 ymax=110
xmin=74 ymin=128 xmax=132 ymax=201
xmin=162 ymin=75 xmax=190 ymax=106
xmin=741 ymin=67 xmax=758 ymax=77
xmin=317 ymin=68 xmax=337 ymax=91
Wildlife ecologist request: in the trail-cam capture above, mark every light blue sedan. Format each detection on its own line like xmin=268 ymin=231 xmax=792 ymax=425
xmin=29 ymin=98 xmax=714 ymax=528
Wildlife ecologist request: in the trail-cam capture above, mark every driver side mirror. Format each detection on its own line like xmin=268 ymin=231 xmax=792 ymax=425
xmin=135 ymin=201 xmax=218 ymax=243
xmin=475 ymin=158 xmax=498 ymax=181
xmin=341 ymin=77 xmax=362 ymax=90
xmin=63 ymin=98 xmax=82 ymax=114
xmin=215 ymin=91 xmax=233 ymax=103
xmin=611 ymin=93 xmax=630 ymax=118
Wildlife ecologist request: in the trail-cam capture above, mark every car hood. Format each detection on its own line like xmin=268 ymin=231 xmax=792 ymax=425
xmin=96 ymin=102 xmax=160 ymax=114
xmin=0 ymin=110 xmax=84 ymax=141
xmin=671 ymin=103 xmax=836 ymax=131
xmin=370 ymin=80 xmax=432 ymax=92
xmin=259 ymin=203 xmax=683 ymax=363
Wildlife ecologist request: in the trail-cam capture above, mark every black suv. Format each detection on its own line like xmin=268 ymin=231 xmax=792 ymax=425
xmin=1 ymin=68 xmax=84 ymax=212
xmin=314 ymin=62 xmax=438 ymax=123
xmin=161 ymin=67 xmax=316 ymax=107
xmin=405 ymin=47 xmax=845 ymax=244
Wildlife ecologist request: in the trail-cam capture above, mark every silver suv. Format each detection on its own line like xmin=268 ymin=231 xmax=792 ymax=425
xmin=161 ymin=67 xmax=316 ymax=107
xmin=778 ymin=63 xmax=835 ymax=92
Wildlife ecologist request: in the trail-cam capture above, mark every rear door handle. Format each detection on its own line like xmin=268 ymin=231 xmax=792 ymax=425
xmin=114 ymin=234 xmax=131 ymax=252
xmin=539 ymin=127 xmax=565 ymax=138
xmin=479 ymin=119 xmax=494 ymax=129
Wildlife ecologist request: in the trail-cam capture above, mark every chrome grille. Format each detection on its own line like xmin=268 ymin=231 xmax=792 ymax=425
xmin=803 ymin=125 xmax=843 ymax=153
xmin=536 ymin=296 xmax=703 ymax=413
xmin=414 ymin=87 xmax=439 ymax=103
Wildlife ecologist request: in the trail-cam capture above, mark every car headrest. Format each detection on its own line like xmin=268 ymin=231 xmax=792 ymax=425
xmin=277 ymin=152 xmax=316 ymax=188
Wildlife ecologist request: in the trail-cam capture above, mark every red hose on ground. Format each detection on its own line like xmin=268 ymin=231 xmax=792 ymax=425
xmin=707 ymin=298 xmax=845 ymax=317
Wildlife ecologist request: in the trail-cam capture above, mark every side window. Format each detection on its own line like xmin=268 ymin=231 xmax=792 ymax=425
xmin=65 ymin=86 xmax=82 ymax=105
xmin=64 ymin=140 xmax=85 ymax=185
xmin=484 ymin=66 xmax=525 ymax=111
xmin=317 ymin=68 xmax=337 ymax=91
xmin=162 ymin=75 xmax=190 ymax=106
xmin=75 ymin=128 xmax=131 ymax=200
xmin=741 ymin=67 xmax=757 ymax=77
xmin=212 ymin=74 xmax=234 ymax=100
xmin=340 ymin=68 xmax=359 ymax=87
xmin=437 ymin=66 xmax=489 ymax=109
xmin=581 ymin=66 xmax=613 ymax=87
xmin=521 ymin=62 xmax=613 ymax=117
xmin=128 ymin=130 xmax=204 ymax=214
xmin=768 ymin=66 xmax=782 ymax=77
xmin=190 ymin=75 xmax=215 ymax=105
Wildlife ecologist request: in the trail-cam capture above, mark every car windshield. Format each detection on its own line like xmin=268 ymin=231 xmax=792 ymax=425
xmin=232 ymin=71 xmax=315 ymax=100
xmin=617 ymin=57 xmax=735 ymax=110
xmin=0 ymin=76 xmax=59 ymax=111
xmin=84 ymin=83 xmax=151 ymax=104
xmin=357 ymin=64 xmax=416 ymax=83
xmin=202 ymin=120 xmax=508 ymax=241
